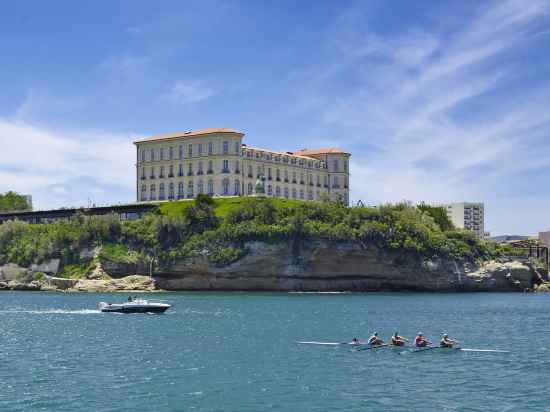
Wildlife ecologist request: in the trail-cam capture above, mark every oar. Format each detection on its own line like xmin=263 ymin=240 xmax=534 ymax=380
xmin=355 ymin=343 xmax=389 ymax=352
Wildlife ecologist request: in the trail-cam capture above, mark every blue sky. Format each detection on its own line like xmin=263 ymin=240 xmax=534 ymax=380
xmin=1 ymin=0 xmax=549 ymax=235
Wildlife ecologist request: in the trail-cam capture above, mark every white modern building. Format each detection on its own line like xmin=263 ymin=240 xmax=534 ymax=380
xmin=443 ymin=202 xmax=485 ymax=239
xmin=134 ymin=128 xmax=350 ymax=204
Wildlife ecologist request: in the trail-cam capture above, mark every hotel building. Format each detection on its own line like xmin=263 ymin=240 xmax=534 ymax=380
xmin=444 ymin=202 xmax=486 ymax=239
xmin=134 ymin=128 xmax=350 ymax=204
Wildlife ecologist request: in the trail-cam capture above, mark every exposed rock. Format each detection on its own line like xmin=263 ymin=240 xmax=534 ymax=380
xmin=7 ymin=280 xmax=41 ymax=291
xmin=70 ymin=275 xmax=156 ymax=292
xmin=30 ymin=259 xmax=60 ymax=275
xmin=0 ymin=263 xmax=32 ymax=282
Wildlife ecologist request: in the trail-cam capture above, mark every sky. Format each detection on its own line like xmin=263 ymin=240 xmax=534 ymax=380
xmin=0 ymin=0 xmax=549 ymax=235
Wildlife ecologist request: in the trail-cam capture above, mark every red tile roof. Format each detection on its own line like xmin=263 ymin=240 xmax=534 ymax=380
xmin=293 ymin=147 xmax=349 ymax=156
xmin=134 ymin=128 xmax=244 ymax=144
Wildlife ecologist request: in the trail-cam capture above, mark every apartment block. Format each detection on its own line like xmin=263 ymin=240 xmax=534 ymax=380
xmin=444 ymin=202 xmax=485 ymax=239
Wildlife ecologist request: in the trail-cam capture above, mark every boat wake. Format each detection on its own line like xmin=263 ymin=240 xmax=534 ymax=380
xmin=0 ymin=309 xmax=101 ymax=314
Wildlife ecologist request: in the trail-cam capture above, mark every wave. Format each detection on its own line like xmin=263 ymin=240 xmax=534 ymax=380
xmin=0 ymin=309 xmax=101 ymax=314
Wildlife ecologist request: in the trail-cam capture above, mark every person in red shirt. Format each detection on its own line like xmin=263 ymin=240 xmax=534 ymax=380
xmin=414 ymin=332 xmax=431 ymax=347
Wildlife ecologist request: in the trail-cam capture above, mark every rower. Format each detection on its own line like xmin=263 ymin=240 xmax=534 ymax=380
xmin=391 ymin=332 xmax=408 ymax=346
xmin=367 ymin=332 xmax=384 ymax=346
xmin=351 ymin=337 xmax=360 ymax=345
xmin=414 ymin=332 xmax=431 ymax=347
xmin=440 ymin=333 xmax=456 ymax=348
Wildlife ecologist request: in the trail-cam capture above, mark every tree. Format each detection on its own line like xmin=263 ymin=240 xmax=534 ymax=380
xmin=185 ymin=195 xmax=219 ymax=233
xmin=0 ymin=191 xmax=30 ymax=212
xmin=417 ymin=203 xmax=455 ymax=232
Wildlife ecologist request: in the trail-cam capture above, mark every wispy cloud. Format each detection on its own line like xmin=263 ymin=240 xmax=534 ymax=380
xmin=292 ymin=0 xmax=550 ymax=234
xmin=0 ymin=118 xmax=138 ymax=210
xmin=164 ymin=79 xmax=216 ymax=104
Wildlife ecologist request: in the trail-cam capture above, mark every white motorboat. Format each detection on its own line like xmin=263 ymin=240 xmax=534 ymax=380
xmin=98 ymin=298 xmax=170 ymax=314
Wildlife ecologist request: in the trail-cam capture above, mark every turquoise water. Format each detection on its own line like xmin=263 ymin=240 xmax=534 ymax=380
xmin=1 ymin=292 xmax=549 ymax=411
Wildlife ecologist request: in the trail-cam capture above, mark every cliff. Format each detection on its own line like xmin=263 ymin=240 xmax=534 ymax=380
xmin=0 ymin=240 xmax=536 ymax=292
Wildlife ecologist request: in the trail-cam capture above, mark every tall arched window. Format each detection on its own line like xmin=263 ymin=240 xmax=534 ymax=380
xmin=178 ymin=182 xmax=184 ymax=199
xmin=234 ymin=179 xmax=240 ymax=195
xmin=267 ymin=185 xmax=272 ymax=196
xmin=168 ymin=182 xmax=174 ymax=200
xmin=208 ymin=160 xmax=213 ymax=174
xmin=141 ymin=150 xmax=145 ymax=162
xmin=222 ymin=178 xmax=230 ymax=195
xmin=187 ymin=181 xmax=194 ymax=198
xmin=150 ymin=148 xmax=155 ymax=161
xmin=284 ymin=187 xmax=289 ymax=198
xmin=208 ymin=180 xmax=214 ymax=195
xmin=198 ymin=180 xmax=204 ymax=194
xmin=169 ymin=146 xmax=174 ymax=160
xmin=308 ymin=190 xmax=313 ymax=200
xmin=333 ymin=159 xmax=339 ymax=171
xmin=178 ymin=145 xmax=183 ymax=159
xmin=300 ymin=189 xmax=304 ymax=199
xmin=159 ymin=183 xmax=165 ymax=200
xmin=169 ymin=165 xmax=174 ymax=177
xmin=179 ymin=164 xmax=183 ymax=177
xmin=235 ymin=141 xmax=239 ymax=154
xmin=160 ymin=148 xmax=164 ymax=161
xmin=140 ymin=184 xmax=147 ymax=201
xmin=223 ymin=141 xmax=229 ymax=154
xmin=160 ymin=166 xmax=165 ymax=178
xmin=141 ymin=168 xmax=146 ymax=179
xmin=276 ymin=169 xmax=280 ymax=181
xmin=208 ymin=142 xmax=213 ymax=155
xmin=247 ymin=183 xmax=253 ymax=195
xmin=150 ymin=184 xmax=156 ymax=200
xmin=292 ymin=188 xmax=297 ymax=199
xmin=275 ymin=186 xmax=281 ymax=197
xmin=188 ymin=144 xmax=193 ymax=157
xmin=150 ymin=167 xmax=155 ymax=179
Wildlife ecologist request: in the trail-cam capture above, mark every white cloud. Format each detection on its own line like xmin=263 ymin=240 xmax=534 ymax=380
xmin=0 ymin=119 xmax=138 ymax=210
xmin=293 ymin=0 xmax=550 ymax=234
xmin=164 ymin=79 xmax=216 ymax=104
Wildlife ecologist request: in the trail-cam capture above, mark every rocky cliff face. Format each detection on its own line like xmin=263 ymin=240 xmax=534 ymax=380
xmin=153 ymin=241 xmax=536 ymax=292
xmin=0 ymin=240 xmax=537 ymax=292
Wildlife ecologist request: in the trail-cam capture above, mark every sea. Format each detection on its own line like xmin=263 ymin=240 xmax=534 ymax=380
xmin=1 ymin=291 xmax=549 ymax=411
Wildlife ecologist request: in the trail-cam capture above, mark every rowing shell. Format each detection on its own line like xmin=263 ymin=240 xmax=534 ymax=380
xmin=297 ymin=341 xmax=368 ymax=346
xmin=413 ymin=347 xmax=509 ymax=353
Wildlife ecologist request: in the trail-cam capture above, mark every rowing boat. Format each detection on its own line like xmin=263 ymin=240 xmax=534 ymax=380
xmin=297 ymin=341 xmax=369 ymax=346
xmin=412 ymin=346 xmax=509 ymax=353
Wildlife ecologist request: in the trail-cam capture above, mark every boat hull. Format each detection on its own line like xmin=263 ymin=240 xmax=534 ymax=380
xmin=98 ymin=301 xmax=170 ymax=314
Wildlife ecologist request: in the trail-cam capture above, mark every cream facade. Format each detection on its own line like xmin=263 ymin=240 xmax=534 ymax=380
xmin=134 ymin=128 xmax=350 ymax=204
xmin=443 ymin=202 xmax=485 ymax=239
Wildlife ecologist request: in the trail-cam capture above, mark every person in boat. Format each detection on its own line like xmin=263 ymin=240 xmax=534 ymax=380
xmin=391 ymin=332 xmax=408 ymax=346
xmin=439 ymin=333 xmax=457 ymax=348
xmin=414 ymin=332 xmax=432 ymax=347
xmin=127 ymin=296 xmax=133 ymax=302
xmin=368 ymin=332 xmax=384 ymax=346
xmin=351 ymin=337 xmax=360 ymax=345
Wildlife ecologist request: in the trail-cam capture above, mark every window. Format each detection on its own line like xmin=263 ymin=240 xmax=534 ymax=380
xmin=276 ymin=169 xmax=280 ymax=181
xmin=208 ymin=142 xmax=213 ymax=155
xmin=284 ymin=187 xmax=289 ymax=198
xmin=188 ymin=144 xmax=193 ymax=158
xmin=324 ymin=176 xmax=328 ymax=187
xmin=275 ymin=186 xmax=281 ymax=197
xmin=234 ymin=179 xmax=240 ymax=195
xmin=198 ymin=161 xmax=203 ymax=175
xmin=235 ymin=141 xmax=239 ymax=154
xmin=223 ymin=141 xmax=229 ymax=154
xmin=317 ymin=175 xmax=321 ymax=186
xmin=159 ymin=166 xmax=165 ymax=178
xmin=300 ymin=173 xmax=305 ymax=184
xmin=179 ymin=164 xmax=184 ymax=177
xmin=198 ymin=180 xmax=204 ymax=194
xmin=159 ymin=183 xmax=165 ymax=200
xmin=223 ymin=160 xmax=229 ymax=173
xmin=150 ymin=167 xmax=155 ymax=179
xmin=187 ymin=181 xmax=194 ymax=198
xmin=208 ymin=180 xmax=214 ymax=195
xmin=168 ymin=182 xmax=174 ymax=200
xmin=257 ymin=165 xmax=262 ymax=178
xmin=333 ymin=176 xmax=339 ymax=188
xmin=292 ymin=171 xmax=297 ymax=183
xmin=235 ymin=160 xmax=240 ymax=174
xmin=168 ymin=165 xmax=174 ymax=177
xmin=141 ymin=150 xmax=145 ymax=162
xmin=140 ymin=184 xmax=147 ymax=201
xmin=208 ymin=160 xmax=213 ymax=174
xmin=268 ymin=168 xmax=272 ymax=180
xmin=292 ymin=188 xmax=297 ymax=199
xmin=268 ymin=185 xmax=272 ymax=196
xmin=150 ymin=184 xmax=156 ymax=200
xmin=141 ymin=168 xmax=146 ymax=180
xmin=248 ymin=165 xmax=253 ymax=178
xmin=344 ymin=160 xmax=348 ymax=172
xmin=178 ymin=182 xmax=184 ymax=199
xmin=169 ymin=146 xmax=174 ymax=160
xmin=300 ymin=189 xmax=304 ymax=199
xmin=188 ymin=163 xmax=193 ymax=176
xmin=150 ymin=149 xmax=155 ymax=161
xmin=247 ymin=183 xmax=253 ymax=195
xmin=160 ymin=148 xmax=164 ymax=161
xmin=333 ymin=159 xmax=339 ymax=172
xmin=198 ymin=143 xmax=203 ymax=156
xmin=284 ymin=170 xmax=288 ymax=182
xmin=222 ymin=178 xmax=229 ymax=195
xmin=308 ymin=190 xmax=313 ymax=200
xmin=178 ymin=145 xmax=183 ymax=160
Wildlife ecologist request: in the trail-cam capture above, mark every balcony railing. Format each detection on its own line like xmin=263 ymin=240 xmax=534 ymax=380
xmin=292 ymin=179 xmax=297 ymax=184
xmin=168 ymin=173 xmax=174 ymax=178
xmin=197 ymin=171 xmax=204 ymax=175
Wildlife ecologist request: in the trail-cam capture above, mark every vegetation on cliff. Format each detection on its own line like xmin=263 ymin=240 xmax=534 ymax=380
xmin=0 ymin=196 xmax=500 ymax=269
xmin=0 ymin=191 xmax=30 ymax=212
